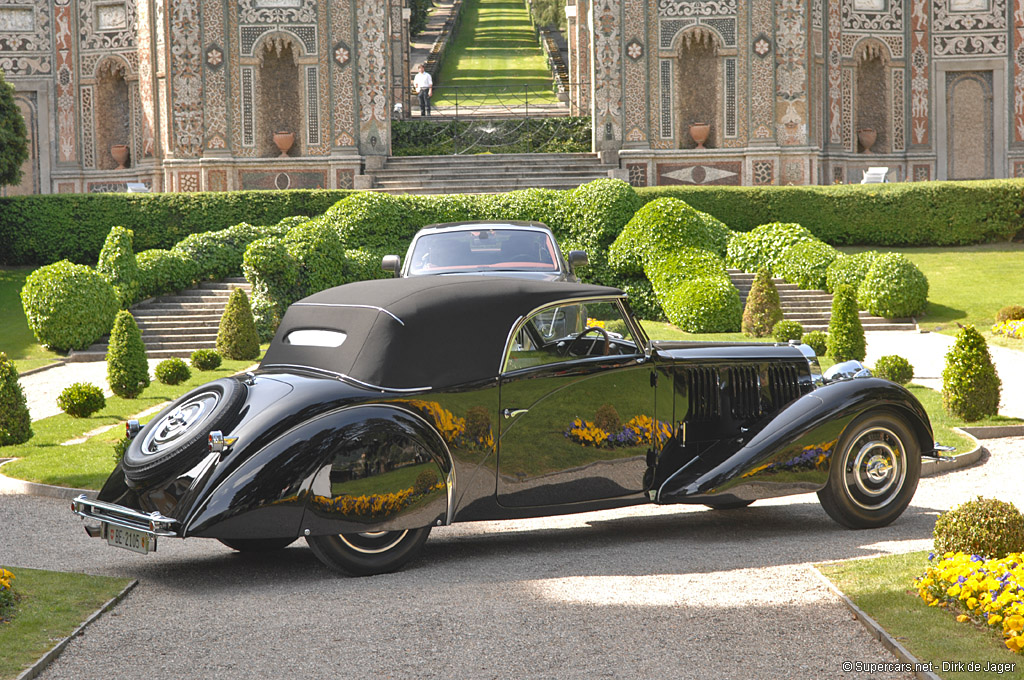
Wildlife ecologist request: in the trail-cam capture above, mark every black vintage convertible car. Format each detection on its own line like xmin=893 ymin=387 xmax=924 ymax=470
xmin=74 ymin=276 xmax=938 ymax=575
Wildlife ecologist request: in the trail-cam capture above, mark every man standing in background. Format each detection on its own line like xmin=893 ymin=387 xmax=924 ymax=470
xmin=414 ymin=63 xmax=433 ymax=117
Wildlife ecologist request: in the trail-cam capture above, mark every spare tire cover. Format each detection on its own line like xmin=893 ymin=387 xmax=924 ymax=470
xmin=122 ymin=378 xmax=246 ymax=483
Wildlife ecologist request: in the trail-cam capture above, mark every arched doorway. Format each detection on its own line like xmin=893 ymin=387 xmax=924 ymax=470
xmin=255 ymin=36 xmax=303 ymax=158
xmin=675 ymin=27 xmax=720 ymax=150
xmin=94 ymin=58 xmax=133 ymax=170
xmin=946 ymin=71 xmax=993 ymax=179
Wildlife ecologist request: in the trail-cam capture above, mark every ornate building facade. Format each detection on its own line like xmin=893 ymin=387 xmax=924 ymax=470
xmin=566 ymin=0 xmax=1024 ymax=185
xmin=2 ymin=0 xmax=1021 ymax=193
xmin=0 ymin=0 xmax=409 ymax=194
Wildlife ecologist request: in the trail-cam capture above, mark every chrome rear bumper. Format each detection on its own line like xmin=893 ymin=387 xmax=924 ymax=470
xmin=72 ymin=495 xmax=180 ymax=547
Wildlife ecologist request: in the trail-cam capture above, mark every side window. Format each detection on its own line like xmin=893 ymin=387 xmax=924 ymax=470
xmin=503 ymin=300 xmax=639 ymax=372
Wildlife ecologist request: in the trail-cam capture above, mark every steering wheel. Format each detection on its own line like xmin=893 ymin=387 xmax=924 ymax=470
xmin=562 ymin=326 xmax=611 ymax=357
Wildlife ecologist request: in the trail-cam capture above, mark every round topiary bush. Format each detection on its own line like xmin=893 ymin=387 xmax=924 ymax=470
xmin=775 ymin=240 xmax=839 ymax=290
xmin=802 ymin=330 xmax=828 ymax=356
xmin=609 ymin=197 xmax=731 ymax=276
xmin=772 ymin=320 xmax=804 ymax=343
xmin=564 ymin=178 xmax=644 ymax=264
xmin=106 ymin=311 xmax=150 ymax=399
xmin=942 ymin=324 xmax=1001 ymax=421
xmin=995 ymin=305 xmax=1024 ymax=323
xmin=726 ymin=222 xmax=816 ymax=275
xmin=0 ymin=352 xmax=32 ymax=446
xmin=873 ymin=355 xmax=914 ymax=385
xmin=191 ymin=349 xmax=223 ymax=371
xmin=136 ymin=249 xmax=199 ymax=300
xmin=825 ymin=251 xmax=878 ymax=293
xmin=933 ymin=496 xmax=1024 ymax=558
xmin=826 ymin=284 xmax=865 ymax=361
xmin=217 ymin=288 xmax=261 ymax=361
xmin=154 ymin=357 xmax=191 ymax=385
xmin=57 ymin=382 xmax=106 ymax=418
xmin=645 ymin=247 xmax=728 ymax=293
xmin=661 ymin=277 xmax=742 ymax=333
xmin=741 ymin=269 xmax=783 ymax=338
xmin=20 ymin=260 xmax=119 ymax=352
xmin=96 ymin=226 xmax=140 ymax=308
xmin=857 ymin=253 xmax=929 ymax=318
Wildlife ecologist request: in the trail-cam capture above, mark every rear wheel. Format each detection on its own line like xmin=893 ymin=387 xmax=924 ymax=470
xmin=219 ymin=538 xmax=296 ymax=552
xmin=122 ymin=378 xmax=246 ymax=483
xmin=817 ymin=412 xmax=921 ymax=529
xmin=306 ymin=527 xmax=432 ymax=576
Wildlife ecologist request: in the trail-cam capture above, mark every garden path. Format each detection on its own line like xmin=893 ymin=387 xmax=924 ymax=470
xmin=865 ymin=330 xmax=1024 ymax=419
xmin=18 ymin=359 xmax=163 ymax=422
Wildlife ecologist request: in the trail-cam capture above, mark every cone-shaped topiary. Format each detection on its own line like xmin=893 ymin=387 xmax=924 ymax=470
xmin=106 ymin=311 xmax=150 ymax=398
xmin=741 ymin=269 xmax=783 ymax=337
xmin=96 ymin=226 xmax=140 ymax=308
xmin=942 ymin=324 xmax=1001 ymax=421
xmin=217 ymin=288 xmax=260 ymax=361
xmin=0 ymin=352 xmax=32 ymax=446
xmin=826 ymin=284 xmax=865 ymax=361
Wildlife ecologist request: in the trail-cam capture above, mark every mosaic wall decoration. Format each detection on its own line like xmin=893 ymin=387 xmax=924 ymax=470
xmin=0 ymin=0 xmax=52 ymax=75
xmin=54 ymin=0 xmax=76 ymax=162
xmin=842 ymin=0 xmax=903 ymax=32
xmin=169 ymin=0 xmax=203 ymax=156
xmin=207 ymin=168 xmax=228 ymax=191
xmin=657 ymin=161 xmax=741 ymax=184
xmin=178 ymin=170 xmax=200 ymax=191
xmin=659 ymin=59 xmax=673 ymax=139
xmin=842 ymin=67 xmax=853 ymax=150
xmin=891 ymin=67 xmax=905 ymax=150
xmin=913 ymin=163 xmax=931 ymax=180
xmin=88 ymin=181 xmax=128 ymax=191
xmin=626 ymin=162 xmax=649 ymax=186
xmin=623 ymin=0 xmax=647 ymax=142
xmin=306 ymin=65 xmax=320 ymax=146
xmin=752 ymin=159 xmax=774 ymax=184
xmin=724 ymin=57 xmax=736 ymax=137
xmin=203 ymin=0 xmax=228 ymax=151
xmin=782 ymin=158 xmax=803 ymax=184
xmin=241 ymin=66 xmax=254 ymax=147
xmin=331 ymin=2 xmax=356 ymax=147
xmin=336 ymin=168 xmax=354 ymax=189
xmin=750 ymin=0 xmax=774 ymax=139
xmin=81 ymin=85 xmax=95 ymax=168
xmin=1014 ymin=161 xmax=1024 ymax=177
xmin=79 ymin=0 xmax=136 ymax=51
xmin=910 ymin=0 xmax=930 ymax=144
xmin=357 ymin=0 xmax=388 ymax=154
xmin=58 ymin=181 xmax=76 ymax=193
xmin=932 ymin=0 xmax=1006 ymax=57
xmin=593 ymin=0 xmax=622 ymax=144
xmin=827 ymin=0 xmax=842 ymax=144
xmin=1014 ymin=0 xmax=1024 ymax=142
xmin=239 ymin=169 xmax=325 ymax=189
xmin=135 ymin=0 xmax=155 ymax=156
xmin=775 ymin=0 xmax=807 ymax=145
xmin=657 ymin=0 xmax=736 ymax=16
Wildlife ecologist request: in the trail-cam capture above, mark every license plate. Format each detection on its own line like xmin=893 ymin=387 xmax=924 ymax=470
xmin=103 ymin=523 xmax=153 ymax=554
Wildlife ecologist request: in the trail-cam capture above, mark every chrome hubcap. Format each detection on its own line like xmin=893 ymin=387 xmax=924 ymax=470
xmin=844 ymin=426 xmax=906 ymax=510
xmin=140 ymin=391 xmax=220 ymax=456
xmin=338 ymin=530 xmax=409 ymax=554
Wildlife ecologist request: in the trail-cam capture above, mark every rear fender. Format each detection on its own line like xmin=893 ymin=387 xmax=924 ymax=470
xmin=657 ymin=378 xmax=932 ymax=502
xmin=184 ymin=405 xmax=453 ymax=539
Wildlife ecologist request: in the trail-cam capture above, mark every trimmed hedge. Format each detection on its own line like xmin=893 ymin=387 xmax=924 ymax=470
xmin=775 ymin=239 xmax=839 ymax=290
xmin=637 ymin=180 xmax=1024 ymax=246
xmin=136 ymin=249 xmax=199 ymax=300
xmin=726 ymin=222 xmax=816 ymax=274
xmin=610 ymin=197 xmax=730 ymax=276
xmin=20 ymin=260 xmax=119 ymax=351
xmin=825 ymin=251 xmax=879 ymax=293
xmin=660 ymin=277 xmax=742 ymax=333
xmin=96 ymin=226 xmax=140 ymax=308
xmin=0 ymin=190 xmax=353 ymax=266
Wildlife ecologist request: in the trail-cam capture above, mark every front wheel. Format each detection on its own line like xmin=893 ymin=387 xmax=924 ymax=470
xmin=817 ymin=412 xmax=921 ymax=529
xmin=306 ymin=527 xmax=432 ymax=576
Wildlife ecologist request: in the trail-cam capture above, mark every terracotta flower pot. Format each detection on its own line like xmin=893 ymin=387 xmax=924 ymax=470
xmin=857 ymin=128 xmax=877 ymax=154
xmin=689 ymin=122 xmax=710 ymax=150
xmin=273 ymin=131 xmax=295 ymax=158
xmin=110 ymin=144 xmax=130 ymax=169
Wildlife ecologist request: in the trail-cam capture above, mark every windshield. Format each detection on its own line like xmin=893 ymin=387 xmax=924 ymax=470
xmin=406 ymin=229 xmax=560 ymax=275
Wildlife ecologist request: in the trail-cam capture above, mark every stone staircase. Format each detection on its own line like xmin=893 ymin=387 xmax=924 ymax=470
xmin=728 ymin=269 xmax=916 ymax=332
xmin=68 ymin=278 xmax=251 ymax=362
xmin=368 ymin=153 xmax=618 ymax=195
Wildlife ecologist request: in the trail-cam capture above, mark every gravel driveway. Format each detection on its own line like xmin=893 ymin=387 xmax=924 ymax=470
xmin=2 ymin=437 xmax=1023 ymax=680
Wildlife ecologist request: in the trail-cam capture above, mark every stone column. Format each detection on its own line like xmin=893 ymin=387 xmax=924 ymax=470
xmin=590 ymin=0 xmax=623 ymax=152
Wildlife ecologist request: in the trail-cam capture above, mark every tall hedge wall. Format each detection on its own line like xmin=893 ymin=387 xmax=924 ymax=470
xmin=637 ymin=179 xmax=1024 ymax=246
xmin=0 ymin=190 xmax=352 ymax=266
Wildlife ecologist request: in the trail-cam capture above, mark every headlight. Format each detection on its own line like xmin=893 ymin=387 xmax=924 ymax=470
xmin=823 ymin=360 xmax=872 ymax=382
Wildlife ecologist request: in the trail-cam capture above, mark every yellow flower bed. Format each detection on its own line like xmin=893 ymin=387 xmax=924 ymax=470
xmin=992 ymin=319 xmax=1024 ymax=339
xmin=916 ymin=551 xmax=1024 ymax=654
xmin=0 ymin=567 xmax=15 ymax=617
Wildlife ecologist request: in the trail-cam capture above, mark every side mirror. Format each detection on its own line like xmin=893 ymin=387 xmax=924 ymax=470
xmin=568 ymin=250 xmax=588 ymax=270
xmin=381 ymin=255 xmax=401 ymax=277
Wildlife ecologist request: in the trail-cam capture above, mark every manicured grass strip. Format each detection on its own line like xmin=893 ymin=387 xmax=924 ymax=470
xmin=905 ymin=384 xmax=1021 ymax=454
xmin=0 ymin=268 xmax=65 ymax=374
xmin=0 ymin=566 xmax=134 ymax=680
xmin=818 ymin=552 xmax=1023 ymax=680
xmin=434 ymin=0 xmax=558 ymax=106
xmin=1 ymin=355 xmax=262 ymax=490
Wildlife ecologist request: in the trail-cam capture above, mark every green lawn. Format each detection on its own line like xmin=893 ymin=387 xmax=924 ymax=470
xmin=818 ymin=552 xmax=1023 ymax=680
xmin=0 ymin=567 xmax=133 ymax=680
xmin=0 ymin=268 xmax=65 ymax=374
xmin=433 ymin=0 xmax=559 ymax=106
xmin=839 ymin=243 xmax=1024 ymax=351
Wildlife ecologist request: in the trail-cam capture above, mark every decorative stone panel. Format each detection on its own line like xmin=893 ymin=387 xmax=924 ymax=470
xmin=933 ymin=0 xmax=1007 ymax=58
xmin=911 ymin=0 xmax=930 ymax=145
xmin=239 ymin=169 xmax=326 ymax=189
xmin=593 ymin=0 xmax=622 ymax=145
xmin=0 ymin=1 xmax=52 ymax=75
xmin=752 ymin=159 xmax=774 ymax=184
xmin=626 ymin=162 xmax=649 ymax=186
xmin=657 ymin=161 xmax=742 ymax=184
xmin=168 ymin=0 xmax=203 ymax=157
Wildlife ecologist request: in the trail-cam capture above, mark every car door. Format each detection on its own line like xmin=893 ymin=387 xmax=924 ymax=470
xmin=496 ymin=299 xmax=665 ymax=508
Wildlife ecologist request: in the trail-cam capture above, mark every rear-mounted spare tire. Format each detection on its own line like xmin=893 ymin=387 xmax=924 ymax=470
xmin=122 ymin=378 xmax=247 ymax=484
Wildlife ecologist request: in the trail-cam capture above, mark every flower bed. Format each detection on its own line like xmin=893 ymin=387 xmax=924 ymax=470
xmin=0 ymin=567 xmax=15 ymax=620
xmin=916 ymin=551 xmax=1024 ymax=654
xmin=992 ymin=319 xmax=1024 ymax=340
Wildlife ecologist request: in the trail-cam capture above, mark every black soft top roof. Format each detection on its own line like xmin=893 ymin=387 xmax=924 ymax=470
xmin=260 ymin=275 xmax=621 ymax=390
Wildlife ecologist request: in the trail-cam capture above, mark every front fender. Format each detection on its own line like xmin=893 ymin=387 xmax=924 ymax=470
xmin=184 ymin=404 xmax=453 ymax=539
xmin=658 ymin=377 xmax=932 ymax=502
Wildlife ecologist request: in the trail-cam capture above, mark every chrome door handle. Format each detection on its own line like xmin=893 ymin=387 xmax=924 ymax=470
xmin=503 ymin=408 xmax=528 ymax=419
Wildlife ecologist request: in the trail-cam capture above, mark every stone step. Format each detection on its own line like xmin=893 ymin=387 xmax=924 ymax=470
xmin=375 ymin=164 xmax=615 ymax=178
xmin=373 ymin=179 xmax=608 ymax=194
xmin=141 ymin=329 xmax=219 ymax=339
xmin=132 ymin=301 xmax=230 ymax=312
xmin=382 ymin=152 xmax=603 ymax=165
